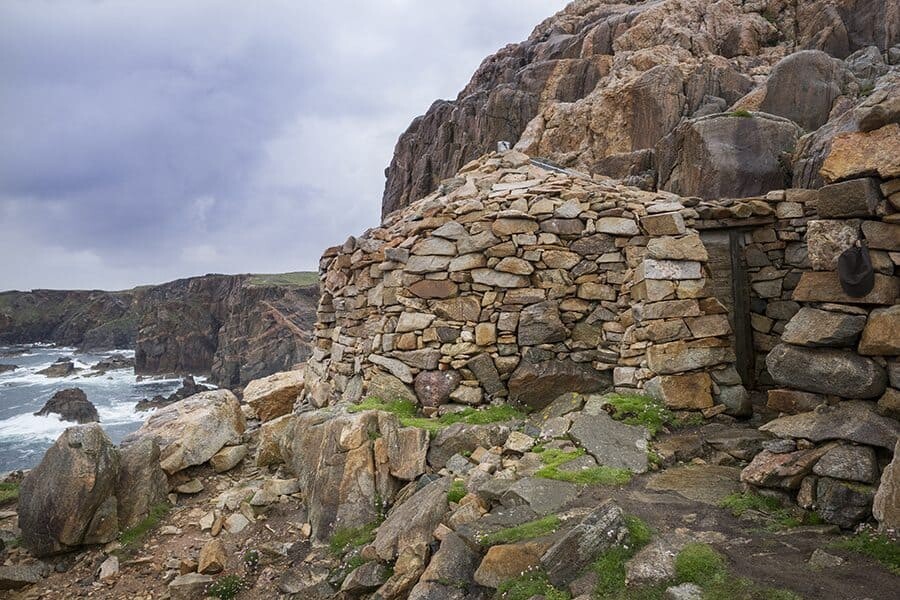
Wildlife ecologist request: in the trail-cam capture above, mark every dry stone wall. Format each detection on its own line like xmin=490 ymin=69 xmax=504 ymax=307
xmin=305 ymin=150 xmax=748 ymax=416
xmin=741 ymin=122 xmax=900 ymax=530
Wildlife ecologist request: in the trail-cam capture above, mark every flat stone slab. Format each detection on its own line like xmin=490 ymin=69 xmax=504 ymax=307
xmin=645 ymin=465 xmax=742 ymax=505
xmin=759 ymin=401 xmax=900 ymax=450
xmin=500 ymin=477 xmax=580 ymax=515
xmin=568 ymin=412 xmax=650 ymax=473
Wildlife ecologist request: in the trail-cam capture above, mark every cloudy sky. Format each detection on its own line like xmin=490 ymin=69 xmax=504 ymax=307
xmin=0 ymin=1 xmax=567 ymax=291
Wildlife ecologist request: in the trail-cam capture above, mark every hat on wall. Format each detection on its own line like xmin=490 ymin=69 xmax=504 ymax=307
xmin=837 ymin=240 xmax=875 ymax=298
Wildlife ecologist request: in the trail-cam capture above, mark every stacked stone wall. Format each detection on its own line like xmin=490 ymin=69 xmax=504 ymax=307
xmin=741 ymin=123 xmax=900 ymax=530
xmin=304 ymin=151 xmax=749 ymax=417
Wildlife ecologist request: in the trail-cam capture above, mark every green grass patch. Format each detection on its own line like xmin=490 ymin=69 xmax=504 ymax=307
xmin=832 ymin=531 xmax=900 ymax=575
xmin=119 ymin=503 xmax=171 ymax=549
xmin=480 ymin=515 xmax=562 ymax=546
xmin=534 ymin=448 xmax=632 ymax=486
xmin=448 ymin=479 xmax=467 ymax=504
xmin=601 ymin=393 xmax=671 ymax=436
xmin=206 ymin=575 xmax=245 ymax=599
xmin=675 ymin=542 xmax=728 ymax=585
xmin=494 ymin=569 xmax=570 ymax=600
xmin=720 ymin=492 xmax=823 ymax=531
xmin=245 ymin=271 xmax=318 ymax=287
xmin=0 ymin=482 xmax=19 ymax=505
xmin=348 ymin=397 xmax=525 ymax=433
xmin=730 ymin=109 xmax=753 ymax=118
xmin=591 ymin=516 xmax=653 ymax=597
xmin=329 ymin=520 xmax=381 ymax=557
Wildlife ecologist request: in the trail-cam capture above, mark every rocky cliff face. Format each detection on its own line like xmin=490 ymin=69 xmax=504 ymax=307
xmin=1 ymin=273 xmax=318 ymax=389
xmin=134 ymin=274 xmax=318 ymax=388
xmin=210 ymin=278 xmax=319 ymax=388
xmin=382 ymin=0 xmax=900 ymax=216
xmin=0 ymin=289 xmax=139 ymax=349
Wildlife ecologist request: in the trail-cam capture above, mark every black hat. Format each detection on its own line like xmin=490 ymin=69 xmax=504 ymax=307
xmin=837 ymin=241 xmax=875 ymax=298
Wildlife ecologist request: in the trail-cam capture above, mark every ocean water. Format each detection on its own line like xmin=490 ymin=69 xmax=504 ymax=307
xmin=0 ymin=344 xmax=189 ymax=472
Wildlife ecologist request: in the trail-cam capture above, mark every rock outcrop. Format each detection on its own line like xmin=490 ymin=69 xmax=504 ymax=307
xmin=33 ymin=388 xmax=100 ymax=424
xmin=383 ymin=0 xmax=899 ymax=216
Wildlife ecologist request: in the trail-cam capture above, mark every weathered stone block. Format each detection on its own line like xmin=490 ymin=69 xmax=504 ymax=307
xmin=817 ymin=178 xmax=882 ymax=218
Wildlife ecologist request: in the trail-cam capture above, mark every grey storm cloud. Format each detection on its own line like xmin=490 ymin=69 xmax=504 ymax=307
xmin=0 ymin=0 xmax=567 ymax=290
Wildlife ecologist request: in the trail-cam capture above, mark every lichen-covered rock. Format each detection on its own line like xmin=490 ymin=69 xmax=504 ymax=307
xmin=123 ymin=389 xmax=245 ymax=474
xmin=18 ymin=424 xmax=120 ymax=556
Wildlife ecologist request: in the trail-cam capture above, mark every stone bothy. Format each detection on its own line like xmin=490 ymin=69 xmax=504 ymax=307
xmin=305 ymin=150 xmax=748 ymax=415
xmin=305 ymin=137 xmax=899 ymax=530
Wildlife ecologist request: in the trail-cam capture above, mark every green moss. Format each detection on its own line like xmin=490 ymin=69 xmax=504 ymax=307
xmin=670 ymin=412 xmax=706 ymax=429
xmin=494 ymin=570 xmax=570 ymax=600
xmin=533 ymin=448 xmax=632 ymax=486
xmin=329 ymin=520 xmax=381 ymax=557
xmin=675 ymin=543 xmax=728 ymax=585
xmin=832 ymin=531 xmax=900 ymax=575
xmin=348 ymin=397 xmax=525 ymax=433
xmin=480 ymin=515 xmax=562 ymax=546
xmin=118 ymin=503 xmax=171 ymax=549
xmin=624 ymin=515 xmax=652 ymax=548
xmin=0 ymin=482 xmax=19 ymax=505
xmin=206 ymin=575 xmax=245 ymax=599
xmin=601 ymin=393 xmax=671 ymax=436
xmin=447 ymin=480 xmax=467 ymax=504
xmin=730 ymin=109 xmax=753 ymax=118
xmin=721 ymin=492 xmax=822 ymax=531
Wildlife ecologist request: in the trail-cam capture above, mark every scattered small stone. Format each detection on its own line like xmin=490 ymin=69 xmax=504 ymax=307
xmin=97 ymin=555 xmax=119 ymax=580
xmin=808 ymin=548 xmax=844 ymax=570
xmin=224 ymin=513 xmax=250 ymax=534
xmin=175 ymin=479 xmax=204 ymax=494
xmin=666 ymin=582 xmax=704 ymax=600
xmin=198 ymin=538 xmax=227 ymax=574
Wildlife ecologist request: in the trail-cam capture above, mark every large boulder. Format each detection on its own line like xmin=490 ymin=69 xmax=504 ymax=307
xmin=757 ymin=50 xmax=855 ymax=131
xmin=508 ymin=359 xmax=611 ymax=410
xmin=873 ymin=440 xmax=900 ymax=530
xmin=116 ymin=437 xmax=169 ymax=530
xmin=242 ymin=369 xmax=304 ymax=422
xmin=656 ymin=112 xmax=801 ymax=199
xmin=33 ymin=388 xmax=99 ymax=424
xmin=820 ymin=123 xmax=900 ymax=182
xmin=123 ymin=389 xmax=245 ymax=474
xmin=18 ymin=424 xmax=120 ymax=556
xmin=765 ymin=343 xmax=886 ymax=398
xmin=759 ymin=401 xmax=900 ymax=450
